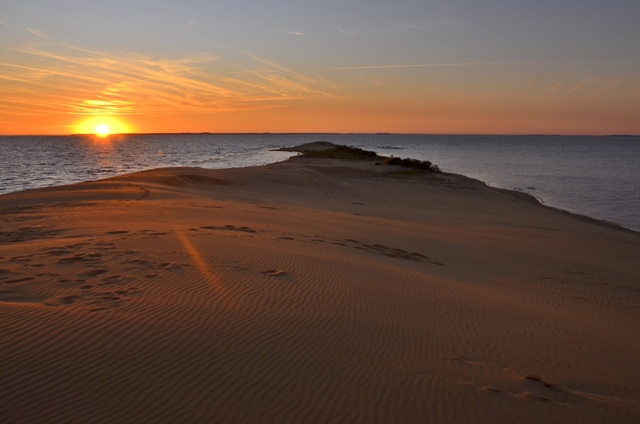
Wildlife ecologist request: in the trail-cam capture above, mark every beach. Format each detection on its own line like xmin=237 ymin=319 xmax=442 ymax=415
xmin=1 ymin=151 xmax=639 ymax=423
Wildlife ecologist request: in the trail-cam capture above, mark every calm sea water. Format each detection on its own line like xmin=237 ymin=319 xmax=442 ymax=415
xmin=1 ymin=134 xmax=638 ymax=232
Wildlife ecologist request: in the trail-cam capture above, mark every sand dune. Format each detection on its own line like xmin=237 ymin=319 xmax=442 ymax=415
xmin=1 ymin=155 xmax=639 ymax=423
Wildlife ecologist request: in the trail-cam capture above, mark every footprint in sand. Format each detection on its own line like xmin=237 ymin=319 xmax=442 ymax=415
xmin=261 ymin=269 xmax=288 ymax=277
xmin=60 ymin=295 xmax=80 ymax=305
xmin=515 ymin=392 xmax=552 ymax=402
xmin=94 ymin=241 xmax=116 ymax=248
xmin=100 ymin=275 xmax=134 ymax=285
xmin=334 ymin=239 xmax=442 ymax=265
xmin=57 ymin=256 xmax=86 ymax=264
xmin=524 ymin=374 xmax=556 ymax=388
xmin=78 ymin=268 xmax=109 ymax=278
xmin=57 ymin=253 xmax=102 ymax=264
xmin=123 ymin=258 xmax=152 ymax=267
xmin=4 ymin=276 xmax=35 ymax=285
xmin=9 ymin=256 xmax=32 ymax=263
xmin=50 ymin=284 xmax=142 ymax=311
xmin=140 ymin=230 xmax=168 ymax=237
xmin=449 ymin=356 xmax=596 ymax=404
xmin=200 ymin=225 xmax=257 ymax=233
xmin=158 ymin=262 xmax=186 ymax=271
xmin=0 ymin=269 xmax=14 ymax=280
xmin=40 ymin=247 xmax=74 ymax=256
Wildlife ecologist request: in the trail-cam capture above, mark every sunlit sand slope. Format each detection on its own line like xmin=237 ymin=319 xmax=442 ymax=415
xmin=1 ymin=157 xmax=639 ymax=423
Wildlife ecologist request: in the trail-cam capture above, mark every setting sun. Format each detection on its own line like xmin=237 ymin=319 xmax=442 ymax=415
xmin=95 ymin=124 xmax=111 ymax=137
xmin=74 ymin=116 xmax=132 ymax=136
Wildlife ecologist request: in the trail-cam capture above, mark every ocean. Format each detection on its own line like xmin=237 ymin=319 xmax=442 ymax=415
xmin=1 ymin=134 xmax=638 ymax=232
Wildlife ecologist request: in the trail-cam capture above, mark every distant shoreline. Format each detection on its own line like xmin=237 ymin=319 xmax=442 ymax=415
xmin=1 ymin=132 xmax=639 ymax=138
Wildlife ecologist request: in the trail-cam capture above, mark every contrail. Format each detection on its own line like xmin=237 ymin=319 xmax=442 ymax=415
xmin=330 ymin=59 xmax=640 ymax=71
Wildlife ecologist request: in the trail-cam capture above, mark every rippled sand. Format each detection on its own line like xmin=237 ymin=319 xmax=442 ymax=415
xmin=1 ymin=155 xmax=639 ymax=423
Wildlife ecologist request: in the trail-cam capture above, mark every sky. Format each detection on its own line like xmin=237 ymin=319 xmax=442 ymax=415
xmin=1 ymin=0 xmax=639 ymax=135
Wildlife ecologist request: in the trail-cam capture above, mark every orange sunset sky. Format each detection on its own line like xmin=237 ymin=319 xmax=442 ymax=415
xmin=1 ymin=0 xmax=639 ymax=136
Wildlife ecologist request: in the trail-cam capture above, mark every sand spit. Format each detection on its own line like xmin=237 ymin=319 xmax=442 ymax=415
xmin=1 ymin=155 xmax=639 ymax=423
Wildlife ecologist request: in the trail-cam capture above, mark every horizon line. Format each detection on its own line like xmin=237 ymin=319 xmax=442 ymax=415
xmin=1 ymin=132 xmax=639 ymax=137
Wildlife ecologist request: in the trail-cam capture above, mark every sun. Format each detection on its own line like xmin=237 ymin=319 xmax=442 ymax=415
xmin=95 ymin=124 xmax=111 ymax=137
xmin=74 ymin=116 xmax=132 ymax=137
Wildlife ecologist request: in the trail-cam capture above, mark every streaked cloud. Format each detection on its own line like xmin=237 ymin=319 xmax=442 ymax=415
xmin=26 ymin=27 xmax=49 ymax=39
xmin=287 ymin=31 xmax=304 ymax=36
xmin=331 ymin=59 xmax=640 ymax=71
xmin=0 ymin=42 xmax=336 ymax=117
xmin=248 ymin=54 xmax=336 ymax=94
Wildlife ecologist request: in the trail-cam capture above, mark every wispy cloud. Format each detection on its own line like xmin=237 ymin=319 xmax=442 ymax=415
xmin=26 ymin=27 xmax=49 ymax=39
xmin=248 ymin=54 xmax=336 ymax=95
xmin=0 ymin=42 xmax=336 ymax=117
xmin=330 ymin=59 xmax=640 ymax=71
xmin=338 ymin=29 xmax=356 ymax=35
xmin=287 ymin=31 xmax=305 ymax=36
